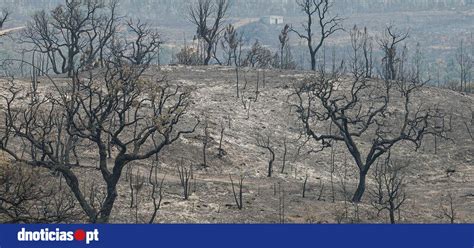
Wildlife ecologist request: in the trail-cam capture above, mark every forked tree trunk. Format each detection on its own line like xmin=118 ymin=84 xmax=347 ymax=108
xmin=95 ymin=159 xmax=128 ymax=223
xmin=97 ymin=184 xmax=118 ymax=223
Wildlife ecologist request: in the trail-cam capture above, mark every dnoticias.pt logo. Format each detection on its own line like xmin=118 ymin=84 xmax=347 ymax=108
xmin=17 ymin=228 xmax=99 ymax=245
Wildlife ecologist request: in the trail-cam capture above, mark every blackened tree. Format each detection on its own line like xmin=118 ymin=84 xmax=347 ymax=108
xmin=1 ymin=20 xmax=198 ymax=223
xmin=188 ymin=0 xmax=229 ymax=65
xmin=291 ymin=0 xmax=342 ymax=71
xmin=292 ymin=67 xmax=450 ymax=202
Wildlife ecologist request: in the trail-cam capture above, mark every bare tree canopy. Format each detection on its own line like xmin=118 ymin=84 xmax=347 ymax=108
xmin=188 ymin=0 xmax=229 ymax=65
xmin=221 ymin=24 xmax=241 ymax=67
xmin=0 ymin=8 xmax=11 ymax=30
xmin=1 ymin=17 xmax=198 ymax=222
xmin=291 ymin=0 xmax=343 ymax=71
xmin=21 ymin=0 xmax=120 ymax=77
xmin=292 ymin=67 xmax=451 ymax=202
xmin=0 ymin=163 xmax=80 ymax=223
xmin=278 ymin=24 xmax=296 ymax=70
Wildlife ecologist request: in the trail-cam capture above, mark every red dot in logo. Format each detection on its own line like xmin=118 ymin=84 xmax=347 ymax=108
xmin=74 ymin=229 xmax=86 ymax=241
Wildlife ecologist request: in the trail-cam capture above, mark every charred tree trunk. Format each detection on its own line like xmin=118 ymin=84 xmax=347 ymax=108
xmin=352 ymin=171 xmax=367 ymax=202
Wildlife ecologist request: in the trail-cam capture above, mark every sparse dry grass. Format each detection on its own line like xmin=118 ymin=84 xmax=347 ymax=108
xmin=1 ymin=65 xmax=473 ymax=224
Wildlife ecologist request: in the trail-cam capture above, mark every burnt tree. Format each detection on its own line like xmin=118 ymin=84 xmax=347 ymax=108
xmin=378 ymin=26 xmax=409 ymax=80
xmin=202 ymin=119 xmax=209 ymax=167
xmin=0 ymin=163 xmax=79 ymax=223
xmin=221 ymin=24 xmax=241 ymax=67
xmin=278 ymin=24 xmax=295 ymax=70
xmin=120 ymin=19 xmax=162 ymax=67
xmin=292 ymin=67 xmax=450 ymax=202
xmin=21 ymin=0 xmax=119 ymax=77
xmin=350 ymin=25 xmax=374 ymax=79
xmin=177 ymin=162 xmax=193 ymax=200
xmin=148 ymin=164 xmax=165 ymax=224
xmin=0 ymin=8 xmax=10 ymax=30
xmin=188 ymin=0 xmax=229 ymax=65
xmin=291 ymin=0 xmax=342 ymax=71
xmin=456 ymin=40 xmax=473 ymax=92
xmin=0 ymin=21 xmax=197 ymax=223
xmin=229 ymin=174 xmax=244 ymax=210
xmin=220 ymin=25 xmax=244 ymax=98
xmin=256 ymin=133 xmax=275 ymax=178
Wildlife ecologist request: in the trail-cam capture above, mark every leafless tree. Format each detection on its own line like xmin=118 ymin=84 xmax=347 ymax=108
xmin=291 ymin=0 xmax=343 ymax=71
xmin=177 ymin=162 xmax=193 ymax=200
xmin=350 ymin=25 xmax=373 ymax=78
xmin=464 ymin=110 xmax=474 ymax=141
xmin=302 ymin=173 xmax=309 ymax=198
xmin=202 ymin=119 xmax=210 ymax=167
xmin=229 ymin=174 xmax=244 ymax=210
xmin=440 ymin=192 xmax=457 ymax=224
xmin=278 ymin=182 xmax=286 ymax=224
xmin=188 ymin=0 xmax=229 ymax=65
xmin=292 ymin=65 xmax=450 ymax=202
xmin=217 ymin=122 xmax=226 ymax=158
xmin=242 ymin=40 xmax=274 ymax=68
xmin=1 ymin=20 xmax=197 ymax=223
xmin=317 ymin=178 xmax=325 ymax=201
xmin=21 ymin=0 xmax=119 ymax=77
xmin=176 ymin=46 xmax=202 ymax=65
xmin=329 ymin=144 xmax=336 ymax=202
xmin=0 ymin=8 xmax=10 ymax=30
xmin=254 ymin=70 xmax=261 ymax=102
xmin=120 ymin=19 xmax=163 ymax=67
xmin=378 ymin=25 xmax=409 ymax=80
xmin=338 ymin=153 xmax=350 ymax=202
xmin=217 ymin=24 xmax=246 ymax=96
xmin=0 ymin=163 xmax=80 ymax=223
xmin=221 ymin=24 xmax=241 ymax=66
xmin=148 ymin=164 xmax=165 ymax=224
xmin=129 ymin=167 xmax=145 ymax=223
xmin=412 ymin=42 xmax=425 ymax=83
xmin=281 ymin=136 xmax=288 ymax=173
xmin=278 ymin=24 xmax=296 ymax=70
xmin=370 ymin=154 xmax=407 ymax=224
xmin=456 ymin=40 xmax=473 ymax=92
xmin=371 ymin=160 xmax=384 ymax=205
xmin=351 ymin=203 xmax=361 ymax=223
xmin=362 ymin=27 xmax=374 ymax=78
xmin=239 ymin=73 xmax=250 ymax=109
xmin=127 ymin=166 xmax=137 ymax=208
xmin=256 ymin=133 xmax=276 ymax=178
xmin=279 ymin=24 xmax=290 ymax=69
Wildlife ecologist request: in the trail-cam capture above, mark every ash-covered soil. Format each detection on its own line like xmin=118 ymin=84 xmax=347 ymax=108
xmin=3 ymin=65 xmax=473 ymax=224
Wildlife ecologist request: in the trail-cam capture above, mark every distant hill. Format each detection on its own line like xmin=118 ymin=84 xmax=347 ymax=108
xmin=3 ymin=0 xmax=472 ymax=22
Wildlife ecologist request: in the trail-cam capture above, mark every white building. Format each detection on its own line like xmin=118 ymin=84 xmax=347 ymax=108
xmin=261 ymin=16 xmax=284 ymax=25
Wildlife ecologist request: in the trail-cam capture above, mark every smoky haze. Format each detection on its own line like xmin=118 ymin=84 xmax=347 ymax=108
xmin=0 ymin=0 xmax=473 ymax=77
xmin=2 ymin=0 xmax=473 ymax=20
xmin=0 ymin=0 xmax=473 ymax=226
